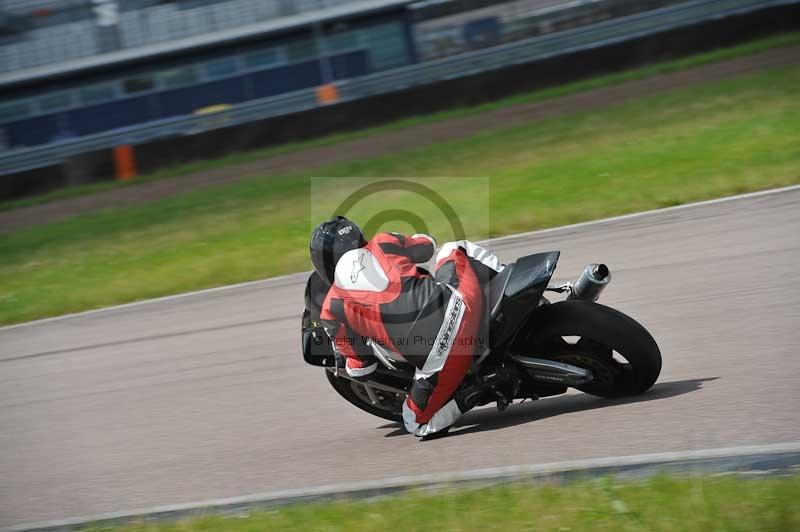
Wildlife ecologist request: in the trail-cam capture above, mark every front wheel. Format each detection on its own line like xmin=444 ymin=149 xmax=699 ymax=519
xmin=515 ymin=301 xmax=661 ymax=397
xmin=325 ymin=370 xmax=404 ymax=422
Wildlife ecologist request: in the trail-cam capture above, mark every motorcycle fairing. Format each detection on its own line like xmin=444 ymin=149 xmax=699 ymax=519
xmin=302 ymin=272 xmax=337 ymax=367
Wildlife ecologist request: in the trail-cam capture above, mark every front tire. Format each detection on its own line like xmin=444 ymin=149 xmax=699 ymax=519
xmin=325 ymin=370 xmax=404 ymax=422
xmin=515 ymin=300 xmax=661 ymax=397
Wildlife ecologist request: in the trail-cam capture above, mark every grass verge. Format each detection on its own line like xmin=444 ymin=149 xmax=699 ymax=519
xmin=1 ymin=31 xmax=798 ymax=212
xmin=88 ymin=474 xmax=800 ymax=532
xmin=0 ymin=63 xmax=798 ymax=325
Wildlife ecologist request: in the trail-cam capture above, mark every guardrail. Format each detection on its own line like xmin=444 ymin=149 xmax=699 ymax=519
xmin=0 ymin=0 xmax=795 ymax=176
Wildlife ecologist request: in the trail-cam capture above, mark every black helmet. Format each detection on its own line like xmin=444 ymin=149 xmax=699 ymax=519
xmin=310 ymin=216 xmax=366 ymax=284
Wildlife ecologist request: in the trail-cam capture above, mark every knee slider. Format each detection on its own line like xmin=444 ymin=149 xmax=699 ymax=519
xmin=409 ymin=374 xmax=438 ymax=411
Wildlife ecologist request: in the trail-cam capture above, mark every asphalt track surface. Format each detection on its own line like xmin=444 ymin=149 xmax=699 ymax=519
xmin=2 ymin=187 xmax=800 ymax=528
xmin=0 ymin=44 xmax=797 ymax=233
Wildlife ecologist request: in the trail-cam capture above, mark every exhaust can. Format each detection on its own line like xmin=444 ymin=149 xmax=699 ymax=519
xmin=568 ymin=263 xmax=611 ymax=302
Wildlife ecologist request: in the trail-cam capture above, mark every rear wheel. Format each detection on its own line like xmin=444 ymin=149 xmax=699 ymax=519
xmin=325 ymin=370 xmax=404 ymax=422
xmin=516 ymin=301 xmax=661 ymax=397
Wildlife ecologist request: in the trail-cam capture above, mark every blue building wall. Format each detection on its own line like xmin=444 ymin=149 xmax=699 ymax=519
xmin=0 ymin=13 xmax=410 ymax=149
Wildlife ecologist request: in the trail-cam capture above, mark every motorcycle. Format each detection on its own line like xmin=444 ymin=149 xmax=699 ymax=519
xmin=301 ymin=251 xmax=661 ymax=423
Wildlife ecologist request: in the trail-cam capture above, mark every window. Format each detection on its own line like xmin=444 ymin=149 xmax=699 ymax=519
xmin=38 ymin=91 xmax=73 ymax=113
xmin=245 ymin=47 xmax=280 ymax=69
xmin=362 ymin=23 xmax=410 ymax=71
xmin=0 ymin=100 xmax=30 ymax=123
xmin=326 ymin=31 xmax=360 ymax=53
xmin=158 ymin=67 xmax=198 ymax=88
xmin=204 ymin=57 xmax=238 ymax=80
xmin=80 ymin=84 xmax=116 ymax=105
xmin=286 ymin=40 xmax=318 ymax=63
xmin=123 ymin=76 xmax=155 ymax=94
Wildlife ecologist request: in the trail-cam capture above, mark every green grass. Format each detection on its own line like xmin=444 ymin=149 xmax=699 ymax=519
xmin=1 ymin=63 xmax=798 ymax=325
xmin=1 ymin=31 xmax=798 ymax=212
xmin=87 ymin=475 xmax=800 ymax=532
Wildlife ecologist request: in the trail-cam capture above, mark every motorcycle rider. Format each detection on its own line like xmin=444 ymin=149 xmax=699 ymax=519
xmin=308 ymin=216 xmax=504 ymax=438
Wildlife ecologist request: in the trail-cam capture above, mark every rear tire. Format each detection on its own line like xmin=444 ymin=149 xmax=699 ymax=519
xmin=325 ymin=370 xmax=404 ymax=422
xmin=515 ymin=300 xmax=661 ymax=397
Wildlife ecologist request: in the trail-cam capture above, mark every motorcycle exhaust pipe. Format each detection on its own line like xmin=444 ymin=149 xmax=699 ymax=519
xmin=567 ymin=263 xmax=611 ymax=302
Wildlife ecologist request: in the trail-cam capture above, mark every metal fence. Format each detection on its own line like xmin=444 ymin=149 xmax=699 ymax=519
xmin=0 ymin=0 xmax=794 ymax=175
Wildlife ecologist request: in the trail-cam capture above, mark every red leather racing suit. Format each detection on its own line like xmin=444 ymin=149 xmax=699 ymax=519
xmin=320 ymin=232 xmax=503 ymax=437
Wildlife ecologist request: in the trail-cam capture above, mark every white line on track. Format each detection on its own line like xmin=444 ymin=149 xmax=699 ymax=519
xmin=4 ymin=441 xmax=799 ymax=532
xmin=2 ymin=183 xmax=799 ymax=333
